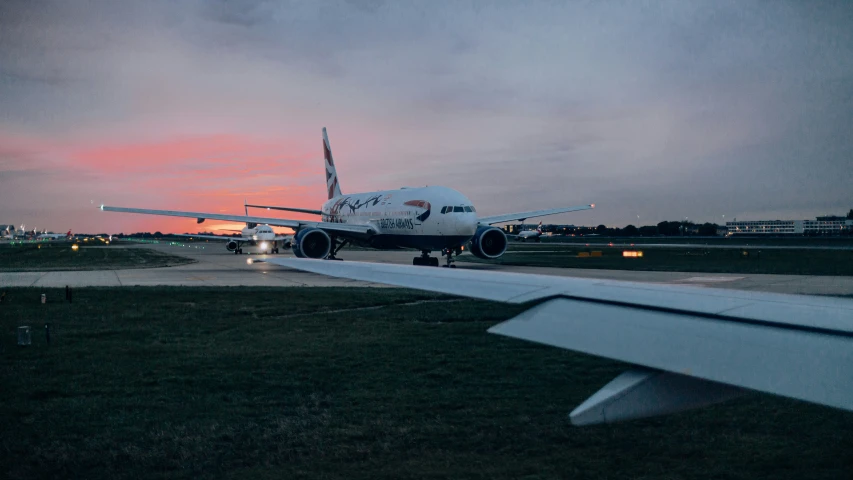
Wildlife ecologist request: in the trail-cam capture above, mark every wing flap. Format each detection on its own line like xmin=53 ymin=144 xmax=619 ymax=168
xmin=568 ymin=369 xmax=746 ymax=425
xmin=478 ymin=204 xmax=594 ymax=225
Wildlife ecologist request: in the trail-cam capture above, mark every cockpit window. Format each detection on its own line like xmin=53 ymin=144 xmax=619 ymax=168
xmin=453 ymin=206 xmax=464 ymax=213
xmin=463 ymin=206 xmax=473 ymax=212
xmin=440 ymin=206 xmax=448 ymax=214
xmin=470 ymin=206 xmax=476 ymax=212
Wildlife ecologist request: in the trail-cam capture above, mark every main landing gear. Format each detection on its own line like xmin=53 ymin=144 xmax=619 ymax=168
xmin=327 ymin=238 xmax=349 ymax=261
xmin=413 ymin=250 xmax=439 ymax=267
xmin=233 ymin=248 xmax=243 ymax=255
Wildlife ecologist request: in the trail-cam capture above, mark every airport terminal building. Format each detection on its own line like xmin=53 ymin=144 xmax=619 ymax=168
xmin=726 ymin=217 xmax=853 ymax=235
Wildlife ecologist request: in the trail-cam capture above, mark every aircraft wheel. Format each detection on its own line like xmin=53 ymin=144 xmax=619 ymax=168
xmin=234 ymin=250 xmax=239 ymax=255
xmin=450 ymin=264 xmax=457 ymax=268
xmin=430 ymin=257 xmax=439 ymax=267
xmin=413 ymin=257 xmax=423 ymax=266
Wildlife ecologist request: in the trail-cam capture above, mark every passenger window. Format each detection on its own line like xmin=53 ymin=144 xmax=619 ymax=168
xmin=454 ymin=206 xmax=464 ymax=213
xmin=463 ymin=206 xmax=472 ymax=212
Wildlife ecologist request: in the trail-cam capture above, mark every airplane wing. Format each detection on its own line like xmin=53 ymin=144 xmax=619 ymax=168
xmin=99 ymin=205 xmax=374 ymax=237
xmin=245 ymin=204 xmax=323 ymax=215
xmin=477 ymin=204 xmax=594 ymax=225
xmin=170 ymin=234 xmax=240 ymax=242
xmin=261 ymin=258 xmax=853 ymax=426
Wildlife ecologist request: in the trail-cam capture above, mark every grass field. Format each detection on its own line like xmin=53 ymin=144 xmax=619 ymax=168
xmin=0 ymin=244 xmax=195 ymax=272
xmin=534 ymin=236 xmax=853 ymax=247
xmin=462 ymin=244 xmax=853 ymax=275
xmin=2 ymin=287 xmax=851 ymax=479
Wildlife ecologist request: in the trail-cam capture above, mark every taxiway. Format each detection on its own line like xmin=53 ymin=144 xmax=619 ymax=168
xmin=2 ymin=243 xmax=852 ymax=295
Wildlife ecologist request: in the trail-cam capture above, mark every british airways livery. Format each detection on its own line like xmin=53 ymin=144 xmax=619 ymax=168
xmin=101 ymin=128 xmax=593 ymax=267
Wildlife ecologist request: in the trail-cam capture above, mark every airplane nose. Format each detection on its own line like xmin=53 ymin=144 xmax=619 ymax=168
xmin=463 ymin=213 xmax=478 ymax=234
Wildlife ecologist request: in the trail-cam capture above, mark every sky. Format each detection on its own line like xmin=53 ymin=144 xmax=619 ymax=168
xmin=1 ymin=0 xmax=852 ymax=234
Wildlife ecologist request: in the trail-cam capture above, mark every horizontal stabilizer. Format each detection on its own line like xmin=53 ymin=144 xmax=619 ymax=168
xmin=246 ymin=204 xmax=323 ymax=215
xmin=569 ymin=368 xmax=745 ymax=426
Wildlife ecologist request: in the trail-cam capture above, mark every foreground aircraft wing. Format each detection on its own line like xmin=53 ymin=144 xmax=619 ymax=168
xmin=262 ymin=258 xmax=853 ymax=426
xmin=477 ymin=204 xmax=594 ymax=225
xmin=245 ymin=204 xmax=323 ymax=215
xmin=99 ymin=205 xmax=374 ymax=237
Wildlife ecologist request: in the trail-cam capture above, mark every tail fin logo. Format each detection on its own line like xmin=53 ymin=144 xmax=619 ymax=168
xmin=323 ymin=127 xmax=343 ymax=200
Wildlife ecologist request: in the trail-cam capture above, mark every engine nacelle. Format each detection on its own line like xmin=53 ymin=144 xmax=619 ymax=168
xmin=292 ymin=228 xmax=332 ymax=259
xmin=226 ymin=240 xmax=239 ymax=252
xmin=468 ymin=226 xmax=508 ymax=259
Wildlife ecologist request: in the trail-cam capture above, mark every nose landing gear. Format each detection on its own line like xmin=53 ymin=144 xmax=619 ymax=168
xmin=441 ymin=248 xmax=457 ymax=268
xmin=413 ymin=250 xmax=439 ymax=267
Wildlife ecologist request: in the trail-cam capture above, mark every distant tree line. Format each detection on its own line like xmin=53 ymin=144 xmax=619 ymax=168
xmin=511 ymin=220 xmax=722 ymax=237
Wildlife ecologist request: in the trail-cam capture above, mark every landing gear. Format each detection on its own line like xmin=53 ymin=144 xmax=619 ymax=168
xmin=413 ymin=250 xmax=439 ymax=267
xmin=327 ymin=238 xmax=349 ymax=261
xmin=234 ymin=248 xmax=243 ymax=255
xmin=441 ymin=248 xmax=457 ymax=268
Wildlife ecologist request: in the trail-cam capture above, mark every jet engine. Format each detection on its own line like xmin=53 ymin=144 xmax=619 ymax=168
xmin=226 ymin=240 xmax=239 ymax=252
xmin=292 ymin=228 xmax=332 ymax=259
xmin=468 ymin=226 xmax=508 ymax=259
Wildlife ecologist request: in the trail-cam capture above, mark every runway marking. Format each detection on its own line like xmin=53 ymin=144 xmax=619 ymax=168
xmin=272 ymin=299 xmax=465 ymax=320
xmin=185 ymin=275 xmax=214 ymax=281
xmin=679 ymin=276 xmax=745 ymax=283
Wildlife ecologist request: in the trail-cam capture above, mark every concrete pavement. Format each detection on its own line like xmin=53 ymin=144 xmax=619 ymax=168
xmin=1 ymin=242 xmax=852 ymax=296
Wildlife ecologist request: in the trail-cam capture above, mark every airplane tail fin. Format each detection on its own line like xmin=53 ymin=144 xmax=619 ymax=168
xmin=244 ymin=198 xmax=257 ymax=229
xmin=323 ymin=127 xmax=343 ymax=200
xmin=537 ymin=222 xmax=543 ymax=233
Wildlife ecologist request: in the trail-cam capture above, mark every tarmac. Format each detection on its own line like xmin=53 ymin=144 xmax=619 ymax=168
xmin=1 ymin=242 xmax=852 ymax=296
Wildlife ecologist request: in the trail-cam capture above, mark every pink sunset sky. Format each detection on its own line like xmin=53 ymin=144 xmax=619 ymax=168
xmin=1 ymin=1 xmax=851 ymax=234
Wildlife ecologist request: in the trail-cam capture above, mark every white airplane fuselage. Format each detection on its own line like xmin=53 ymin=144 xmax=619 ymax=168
xmin=240 ymin=224 xmax=277 ymax=243
xmin=518 ymin=230 xmax=542 ymax=240
xmin=320 ymin=185 xmax=478 ymax=251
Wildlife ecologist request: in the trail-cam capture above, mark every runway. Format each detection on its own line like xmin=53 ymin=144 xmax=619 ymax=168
xmin=2 ymin=242 xmax=852 ymax=296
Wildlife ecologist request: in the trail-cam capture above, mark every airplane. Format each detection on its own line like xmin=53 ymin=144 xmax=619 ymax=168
xmin=99 ymin=128 xmax=594 ymax=266
xmin=172 ymin=203 xmax=293 ymax=255
xmin=257 ymin=257 xmax=853 ymax=426
xmin=36 ymin=230 xmax=73 ymax=241
xmin=515 ymin=222 xmax=544 ymax=242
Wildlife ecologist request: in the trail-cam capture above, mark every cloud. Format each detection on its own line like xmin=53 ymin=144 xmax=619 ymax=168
xmin=0 ymin=0 xmax=851 ymax=233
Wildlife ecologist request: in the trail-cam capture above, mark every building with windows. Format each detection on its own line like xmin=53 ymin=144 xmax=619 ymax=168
xmin=726 ymin=217 xmax=852 ymax=235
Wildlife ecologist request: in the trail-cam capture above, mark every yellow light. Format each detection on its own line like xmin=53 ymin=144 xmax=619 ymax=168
xmin=622 ymin=250 xmax=643 ymax=257
xmin=71 ymin=244 xmax=79 ymax=251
